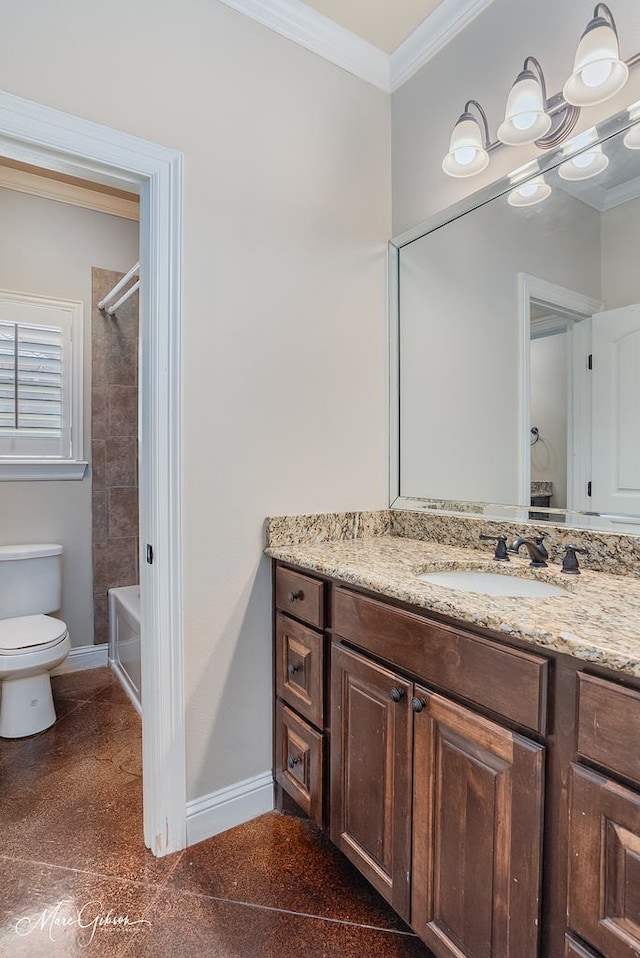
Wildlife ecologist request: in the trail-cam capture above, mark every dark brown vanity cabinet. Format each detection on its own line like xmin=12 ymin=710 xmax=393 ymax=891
xmin=330 ymin=588 xmax=545 ymax=958
xmin=566 ymin=674 xmax=640 ymax=958
xmin=273 ymin=566 xmax=327 ymax=826
xmin=330 ymin=644 xmax=413 ymax=919
xmin=271 ymin=560 xmax=640 ymax=957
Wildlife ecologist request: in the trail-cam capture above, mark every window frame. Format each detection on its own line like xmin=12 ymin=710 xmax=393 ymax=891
xmin=0 ymin=288 xmax=87 ymax=480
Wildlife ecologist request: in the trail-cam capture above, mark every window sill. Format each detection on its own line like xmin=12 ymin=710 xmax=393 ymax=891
xmin=0 ymin=460 xmax=89 ymax=481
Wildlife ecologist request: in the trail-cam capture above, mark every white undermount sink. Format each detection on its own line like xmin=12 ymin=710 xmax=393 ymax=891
xmin=417 ymin=570 xmax=567 ymax=598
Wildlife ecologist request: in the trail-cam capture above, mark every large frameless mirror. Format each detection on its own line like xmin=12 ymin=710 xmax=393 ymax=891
xmin=390 ymin=107 xmax=640 ymax=532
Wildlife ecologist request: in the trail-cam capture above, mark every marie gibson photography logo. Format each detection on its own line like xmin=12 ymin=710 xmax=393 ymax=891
xmin=14 ymin=899 xmax=151 ymax=946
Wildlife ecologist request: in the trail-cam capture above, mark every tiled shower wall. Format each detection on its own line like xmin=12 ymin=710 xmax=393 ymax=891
xmin=91 ymin=267 xmax=139 ymax=644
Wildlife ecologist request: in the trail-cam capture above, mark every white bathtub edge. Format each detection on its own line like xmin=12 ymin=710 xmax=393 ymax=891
xmin=185 ymin=771 xmax=274 ymax=846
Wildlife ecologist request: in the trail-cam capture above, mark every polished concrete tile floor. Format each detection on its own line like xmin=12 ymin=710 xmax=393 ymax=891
xmin=0 ymin=668 xmax=430 ymax=957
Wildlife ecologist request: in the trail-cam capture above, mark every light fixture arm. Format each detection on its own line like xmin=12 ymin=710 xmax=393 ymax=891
xmin=463 ymin=99 xmax=491 ymax=149
xmin=593 ymin=3 xmax=618 ymax=33
xmin=522 ymin=56 xmax=548 ymax=104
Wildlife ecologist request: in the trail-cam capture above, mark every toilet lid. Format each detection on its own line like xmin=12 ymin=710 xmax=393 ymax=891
xmin=0 ymin=614 xmax=68 ymax=654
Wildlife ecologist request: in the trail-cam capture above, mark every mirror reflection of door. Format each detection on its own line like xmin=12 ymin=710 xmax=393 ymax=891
xmin=591 ymin=304 xmax=640 ymax=517
xmin=530 ymin=312 xmax=570 ymax=511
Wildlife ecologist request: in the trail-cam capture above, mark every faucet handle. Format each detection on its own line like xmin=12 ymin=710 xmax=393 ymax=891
xmin=534 ymin=534 xmax=548 ymax=560
xmin=479 ymin=533 xmax=509 ymax=562
xmin=560 ymin=545 xmax=588 ymax=575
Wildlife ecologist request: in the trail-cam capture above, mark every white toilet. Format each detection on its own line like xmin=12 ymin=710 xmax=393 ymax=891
xmin=0 ymin=543 xmax=71 ymax=738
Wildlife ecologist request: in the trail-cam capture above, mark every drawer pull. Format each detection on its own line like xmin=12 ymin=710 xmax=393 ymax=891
xmin=287 ymin=755 xmax=302 ymax=769
xmin=288 ymin=663 xmax=301 ymax=678
xmin=390 ymin=687 xmax=406 ymax=703
xmin=412 ymin=697 xmax=426 ymax=713
xmin=288 ymin=590 xmax=304 ymax=603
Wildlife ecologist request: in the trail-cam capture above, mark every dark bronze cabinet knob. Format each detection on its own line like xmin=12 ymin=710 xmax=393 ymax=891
xmin=288 ymin=590 xmax=303 ymax=602
xmin=287 ymin=756 xmax=301 ymax=770
xmin=288 ymin=663 xmax=300 ymax=678
xmin=412 ymin=697 xmax=426 ymax=713
xmin=390 ymin=687 xmax=405 ymax=703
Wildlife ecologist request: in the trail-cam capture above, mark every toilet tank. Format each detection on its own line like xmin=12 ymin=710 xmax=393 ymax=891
xmin=0 ymin=544 xmax=63 ymax=619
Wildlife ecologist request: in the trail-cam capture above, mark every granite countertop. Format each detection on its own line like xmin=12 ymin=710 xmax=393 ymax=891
xmin=265 ymin=535 xmax=640 ymax=678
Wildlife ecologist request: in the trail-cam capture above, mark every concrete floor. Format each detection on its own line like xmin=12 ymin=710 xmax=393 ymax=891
xmin=0 ymin=668 xmax=429 ymax=957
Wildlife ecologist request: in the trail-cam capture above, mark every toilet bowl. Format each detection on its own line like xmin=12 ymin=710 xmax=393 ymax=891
xmin=0 ymin=615 xmax=71 ymax=737
xmin=0 ymin=543 xmax=70 ymax=738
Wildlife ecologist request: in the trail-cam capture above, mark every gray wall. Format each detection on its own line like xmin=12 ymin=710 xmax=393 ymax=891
xmin=0 ymin=187 xmax=138 ymax=647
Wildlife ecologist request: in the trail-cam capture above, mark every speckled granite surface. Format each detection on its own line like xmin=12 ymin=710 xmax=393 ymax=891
xmin=531 ymin=481 xmax=553 ymax=498
xmin=389 ymin=511 xmax=640 ymax=578
xmin=265 ymin=511 xmax=390 ymax=547
xmin=265 ymin=533 xmax=640 ymax=678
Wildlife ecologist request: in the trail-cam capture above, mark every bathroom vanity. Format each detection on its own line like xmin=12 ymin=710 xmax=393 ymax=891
xmin=268 ymin=532 xmax=640 ymax=958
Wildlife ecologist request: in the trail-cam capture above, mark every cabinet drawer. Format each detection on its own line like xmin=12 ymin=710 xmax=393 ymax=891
xmin=276 ymin=613 xmax=324 ymax=728
xmin=333 ymin=587 xmax=548 ymax=734
xmin=275 ymin=701 xmax=323 ymax=826
xmin=577 ymin=673 xmax=640 ymax=787
xmin=275 ymin=566 xmax=324 ymax=629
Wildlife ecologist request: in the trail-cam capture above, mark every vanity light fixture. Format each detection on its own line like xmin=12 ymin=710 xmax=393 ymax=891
xmin=507 ymin=175 xmax=551 ymax=207
xmin=497 ymin=58 xmax=552 ymax=146
xmin=442 ymin=3 xmax=640 ymax=179
xmin=442 ymin=100 xmax=490 ymax=177
xmin=563 ymin=4 xmax=628 ymax=106
xmin=558 ymin=142 xmax=609 ymax=179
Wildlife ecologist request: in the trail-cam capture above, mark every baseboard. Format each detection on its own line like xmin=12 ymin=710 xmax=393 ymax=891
xmin=52 ymin=643 xmax=109 ymax=674
xmin=186 ymin=771 xmax=274 ymax=846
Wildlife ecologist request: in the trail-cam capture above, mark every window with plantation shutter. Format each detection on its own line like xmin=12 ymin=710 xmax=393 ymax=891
xmin=0 ymin=290 xmax=86 ymax=479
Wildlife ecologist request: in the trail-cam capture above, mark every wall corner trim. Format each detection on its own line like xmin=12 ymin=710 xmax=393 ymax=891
xmin=216 ymin=0 xmax=390 ymax=91
xmin=390 ymin=0 xmax=496 ymax=92
xmin=216 ymin=0 xmax=496 ymax=93
xmin=185 ymin=771 xmax=274 ymax=847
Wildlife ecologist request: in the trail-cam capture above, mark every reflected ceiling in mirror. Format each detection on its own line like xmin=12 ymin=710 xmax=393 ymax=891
xmin=390 ymin=107 xmax=640 ymax=534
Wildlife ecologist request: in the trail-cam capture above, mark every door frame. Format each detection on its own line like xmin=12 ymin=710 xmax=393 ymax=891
xmin=518 ymin=274 xmax=601 ymax=515
xmin=0 ymin=89 xmax=186 ymax=855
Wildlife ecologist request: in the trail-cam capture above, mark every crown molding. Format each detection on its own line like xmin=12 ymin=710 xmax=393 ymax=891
xmin=0 ymin=164 xmax=140 ymax=219
xmin=390 ymin=0 xmax=496 ymax=92
xmin=217 ymin=0 xmax=390 ymax=91
xmin=216 ymin=0 xmax=495 ymax=94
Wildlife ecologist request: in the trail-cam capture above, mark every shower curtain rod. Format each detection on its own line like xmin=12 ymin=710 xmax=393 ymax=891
xmin=106 ymin=279 xmax=140 ymax=317
xmin=97 ymin=261 xmax=139 ymax=313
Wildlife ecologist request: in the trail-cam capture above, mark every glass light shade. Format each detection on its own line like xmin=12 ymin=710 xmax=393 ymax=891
xmin=623 ymin=122 xmax=640 ymax=150
xmin=507 ymin=176 xmax=551 ymax=207
xmin=563 ymin=21 xmax=629 ymax=106
xmin=497 ymin=73 xmax=552 ymax=146
xmin=558 ymin=144 xmax=609 ymax=180
xmin=442 ymin=114 xmax=489 ymax=177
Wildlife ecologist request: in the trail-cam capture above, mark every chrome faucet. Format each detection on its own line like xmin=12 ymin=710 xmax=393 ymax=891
xmin=508 ymin=535 xmax=548 ymax=568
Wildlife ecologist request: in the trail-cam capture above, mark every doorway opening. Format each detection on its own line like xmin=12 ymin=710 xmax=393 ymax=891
xmin=0 ymin=89 xmax=185 ymax=855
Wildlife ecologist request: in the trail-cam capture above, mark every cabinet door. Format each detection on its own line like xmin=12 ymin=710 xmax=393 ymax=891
xmin=568 ymin=763 xmax=640 ymax=958
xmin=411 ymin=687 xmax=544 ymax=958
xmin=330 ymin=643 xmax=413 ymax=920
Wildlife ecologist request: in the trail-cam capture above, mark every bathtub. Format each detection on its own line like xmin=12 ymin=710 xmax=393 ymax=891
xmin=108 ymin=585 xmax=141 ymax=715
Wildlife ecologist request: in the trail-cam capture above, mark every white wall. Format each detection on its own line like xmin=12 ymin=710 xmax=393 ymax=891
xmin=0 ymin=0 xmax=391 ymax=801
xmin=0 ymin=187 xmax=138 ymax=647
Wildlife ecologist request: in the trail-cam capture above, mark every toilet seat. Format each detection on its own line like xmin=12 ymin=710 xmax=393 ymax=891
xmin=0 ymin=614 xmax=68 ymax=655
